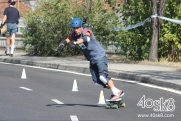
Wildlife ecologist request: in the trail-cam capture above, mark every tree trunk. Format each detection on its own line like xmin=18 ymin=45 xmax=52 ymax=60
xmin=158 ymin=0 xmax=166 ymax=58
xmin=84 ymin=0 xmax=92 ymax=12
xmin=158 ymin=0 xmax=166 ymax=24
xmin=149 ymin=0 xmax=158 ymax=61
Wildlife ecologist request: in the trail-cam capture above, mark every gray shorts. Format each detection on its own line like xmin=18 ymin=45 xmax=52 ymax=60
xmin=90 ymin=56 xmax=109 ymax=88
xmin=6 ymin=23 xmax=18 ymax=36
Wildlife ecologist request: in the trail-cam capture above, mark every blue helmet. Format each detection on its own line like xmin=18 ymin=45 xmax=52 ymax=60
xmin=70 ymin=18 xmax=82 ymax=28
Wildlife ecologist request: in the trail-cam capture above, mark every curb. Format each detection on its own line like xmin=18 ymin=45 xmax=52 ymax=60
xmin=0 ymin=58 xmax=180 ymax=91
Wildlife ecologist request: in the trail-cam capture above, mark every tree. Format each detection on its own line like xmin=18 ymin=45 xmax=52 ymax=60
xmin=160 ymin=0 xmax=181 ymax=62
xmin=158 ymin=0 xmax=166 ymax=59
xmin=149 ymin=0 xmax=159 ymax=62
xmin=22 ymin=0 xmax=119 ymax=56
xmin=149 ymin=0 xmax=166 ymax=62
xmin=114 ymin=0 xmax=152 ymax=60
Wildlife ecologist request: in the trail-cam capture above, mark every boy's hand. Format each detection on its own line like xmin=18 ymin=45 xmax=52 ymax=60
xmin=68 ymin=42 xmax=76 ymax=51
xmin=58 ymin=44 xmax=64 ymax=52
xmin=0 ymin=23 xmax=4 ymax=28
xmin=57 ymin=40 xmax=67 ymax=52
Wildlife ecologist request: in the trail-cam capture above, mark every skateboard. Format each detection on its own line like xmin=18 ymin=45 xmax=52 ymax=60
xmin=105 ymin=95 xmax=126 ymax=109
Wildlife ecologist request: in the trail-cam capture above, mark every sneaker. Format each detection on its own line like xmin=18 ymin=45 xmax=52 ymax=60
xmin=110 ymin=95 xmax=122 ymax=101
xmin=4 ymin=51 xmax=9 ymax=56
xmin=118 ymin=90 xmax=124 ymax=98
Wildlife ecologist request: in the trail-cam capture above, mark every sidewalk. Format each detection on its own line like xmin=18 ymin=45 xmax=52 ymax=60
xmin=0 ymin=49 xmax=181 ymax=91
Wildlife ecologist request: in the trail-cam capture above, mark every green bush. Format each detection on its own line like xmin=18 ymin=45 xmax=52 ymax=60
xmin=22 ymin=0 xmax=119 ymax=57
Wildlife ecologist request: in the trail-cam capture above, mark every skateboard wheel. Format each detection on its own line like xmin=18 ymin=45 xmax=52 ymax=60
xmin=106 ymin=105 xmax=111 ymax=109
xmin=112 ymin=104 xmax=119 ymax=109
xmin=120 ymin=103 xmax=126 ymax=107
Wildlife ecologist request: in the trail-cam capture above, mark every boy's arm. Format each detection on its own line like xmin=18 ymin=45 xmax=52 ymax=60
xmin=58 ymin=37 xmax=73 ymax=52
xmin=74 ymin=31 xmax=91 ymax=44
xmin=2 ymin=15 xmax=7 ymax=25
xmin=65 ymin=38 xmax=72 ymax=44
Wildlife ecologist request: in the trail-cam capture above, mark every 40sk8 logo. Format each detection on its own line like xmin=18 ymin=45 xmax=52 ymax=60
xmin=137 ymin=95 xmax=175 ymax=112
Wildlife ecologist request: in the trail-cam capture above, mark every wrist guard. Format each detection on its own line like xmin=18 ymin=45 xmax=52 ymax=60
xmin=57 ymin=40 xmax=67 ymax=52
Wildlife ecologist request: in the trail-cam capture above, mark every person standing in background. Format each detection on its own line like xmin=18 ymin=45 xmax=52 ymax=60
xmin=1 ymin=0 xmax=19 ymax=57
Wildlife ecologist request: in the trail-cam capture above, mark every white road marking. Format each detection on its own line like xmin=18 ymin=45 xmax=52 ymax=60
xmin=51 ymin=99 xmax=64 ymax=104
xmin=139 ymin=83 xmax=181 ymax=95
xmin=70 ymin=115 xmax=79 ymax=121
xmin=0 ymin=62 xmax=181 ymax=95
xmin=112 ymin=78 xmax=181 ymax=95
xmin=19 ymin=87 xmax=33 ymax=91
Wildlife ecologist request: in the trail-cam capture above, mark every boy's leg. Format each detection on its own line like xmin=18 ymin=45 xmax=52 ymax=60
xmin=10 ymin=33 xmax=16 ymax=55
xmin=5 ymin=36 xmax=11 ymax=55
xmin=5 ymin=24 xmax=11 ymax=55
xmin=90 ymin=64 xmax=105 ymax=87
xmin=10 ymin=23 xmax=17 ymax=56
xmin=108 ymin=80 xmax=124 ymax=97
xmin=96 ymin=56 xmax=124 ymax=99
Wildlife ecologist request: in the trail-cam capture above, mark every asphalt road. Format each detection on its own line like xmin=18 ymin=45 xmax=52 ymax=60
xmin=0 ymin=62 xmax=181 ymax=121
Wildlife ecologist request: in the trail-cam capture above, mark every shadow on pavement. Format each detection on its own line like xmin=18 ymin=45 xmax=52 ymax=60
xmin=46 ymin=104 xmax=104 ymax=108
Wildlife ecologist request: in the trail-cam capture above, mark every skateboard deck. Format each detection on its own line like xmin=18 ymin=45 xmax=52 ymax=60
xmin=105 ymin=98 xmax=126 ymax=109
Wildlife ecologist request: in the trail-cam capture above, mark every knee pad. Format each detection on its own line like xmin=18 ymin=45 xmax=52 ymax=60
xmin=99 ymin=73 xmax=110 ymax=84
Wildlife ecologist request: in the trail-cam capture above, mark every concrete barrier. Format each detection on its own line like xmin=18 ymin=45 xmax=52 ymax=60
xmin=0 ymin=33 xmax=24 ymax=49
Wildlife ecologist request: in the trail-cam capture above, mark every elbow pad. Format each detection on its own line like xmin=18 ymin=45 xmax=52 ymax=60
xmin=83 ymin=35 xmax=90 ymax=42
